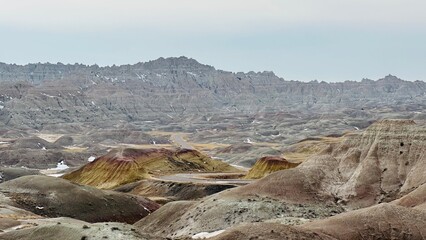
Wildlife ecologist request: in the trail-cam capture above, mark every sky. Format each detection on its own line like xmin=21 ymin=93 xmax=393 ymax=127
xmin=0 ymin=0 xmax=425 ymax=82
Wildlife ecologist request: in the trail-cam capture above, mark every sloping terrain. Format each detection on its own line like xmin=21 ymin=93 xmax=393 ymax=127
xmin=0 ymin=217 xmax=165 ymax=240
xmin=115 ymin=179 xmax=236 ymax=204
xmin=0 ymin=175 xmax=159 ymax=223
xmin=244 ymin=156 xmax=300 ymax=179
xmin=0 ymin=136 xmax=99 ymax=168
xmin=232 ymin=119 xmax=426 ymax=208
xmin=0 ymin=167 xmax=40 ymax=183
xmin=0 ymin=204 xmax=41 ymax=232
xmin=392 ymin=183 xmax=426 ymax=210
xmin=210 ymin=203 xmax=426 ymax=240
xmin=135 ymin=119 xmax=426 ymax=238
xmin=62 ymin=148 xmax=237 ymax=189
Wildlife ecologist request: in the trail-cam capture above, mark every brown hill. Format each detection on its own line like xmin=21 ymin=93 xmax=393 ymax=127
xmin=62 ymin=148 xmax=237 ymax=189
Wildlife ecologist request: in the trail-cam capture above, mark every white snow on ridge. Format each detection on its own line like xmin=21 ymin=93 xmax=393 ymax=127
xmin=192 ymin=230 xmax=226 ymax=239
xmin=88 ymin=156 xmax=96 ymax=162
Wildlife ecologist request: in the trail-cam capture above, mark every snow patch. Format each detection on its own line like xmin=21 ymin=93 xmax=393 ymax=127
xmin=48 ymin=160 xmax=69 ymax=171
xmin=353 ymin=126 xmax=360 ymax=130
xmin=192 ymin=230 xmax=226 ymax=239
xmin=187 ymin=71 xmax=197 ymax=77
xmin=47 ymin=173 xmax=64 ymax=177
xmin=88 ymin=156 xmax=96 ymax=162
xmin=41 ymin=93 xmax=56 ymax=98
xmin=142 ymin=206 xmax=151 ymax=214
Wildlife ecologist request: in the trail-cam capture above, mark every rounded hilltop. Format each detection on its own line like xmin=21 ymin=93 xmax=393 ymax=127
xmin=244 ymin=156 xmax=300 ymax=179
xmin=62 ymin=147 xmax=237 ymax=189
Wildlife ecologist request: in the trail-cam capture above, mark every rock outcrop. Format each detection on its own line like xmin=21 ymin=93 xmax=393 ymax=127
xmin=0 ymin=57 xmax=424 ymax=134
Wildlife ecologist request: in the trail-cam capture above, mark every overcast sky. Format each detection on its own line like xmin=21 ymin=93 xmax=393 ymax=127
xmin=0 ymin=0 xmax=425 ymax=82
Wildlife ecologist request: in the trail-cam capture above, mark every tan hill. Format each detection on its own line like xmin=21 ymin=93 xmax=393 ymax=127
xmin=244 ymin=156 xmax=299 ymax=179
xmin=62 ymin=148 xmax=237 ymax=189
xmin=0 ymin=175 xmax=159 ymax=224
xmin=135 ymin=119 xmax=426 ymax=238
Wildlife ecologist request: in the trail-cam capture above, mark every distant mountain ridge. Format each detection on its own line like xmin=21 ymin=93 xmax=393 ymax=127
xmin=0 ymin=56 xmax=425 ymax=130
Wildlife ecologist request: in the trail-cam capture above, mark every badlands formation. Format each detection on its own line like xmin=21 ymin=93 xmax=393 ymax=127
xmin=0 ymin=58 xmax=424 ymax=239
xmin=135 ymin=119 xmax=426 ymax=239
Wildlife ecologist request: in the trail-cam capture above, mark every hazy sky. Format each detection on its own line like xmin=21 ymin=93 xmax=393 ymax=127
xmin=0 ymin=0 xmax=425 ymax=82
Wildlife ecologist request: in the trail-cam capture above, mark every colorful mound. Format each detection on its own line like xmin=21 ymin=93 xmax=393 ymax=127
xmin=244 ymin=156 xmax=300 ymax=179
xmin=63 ymin=148 xmax=237 ymax=189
